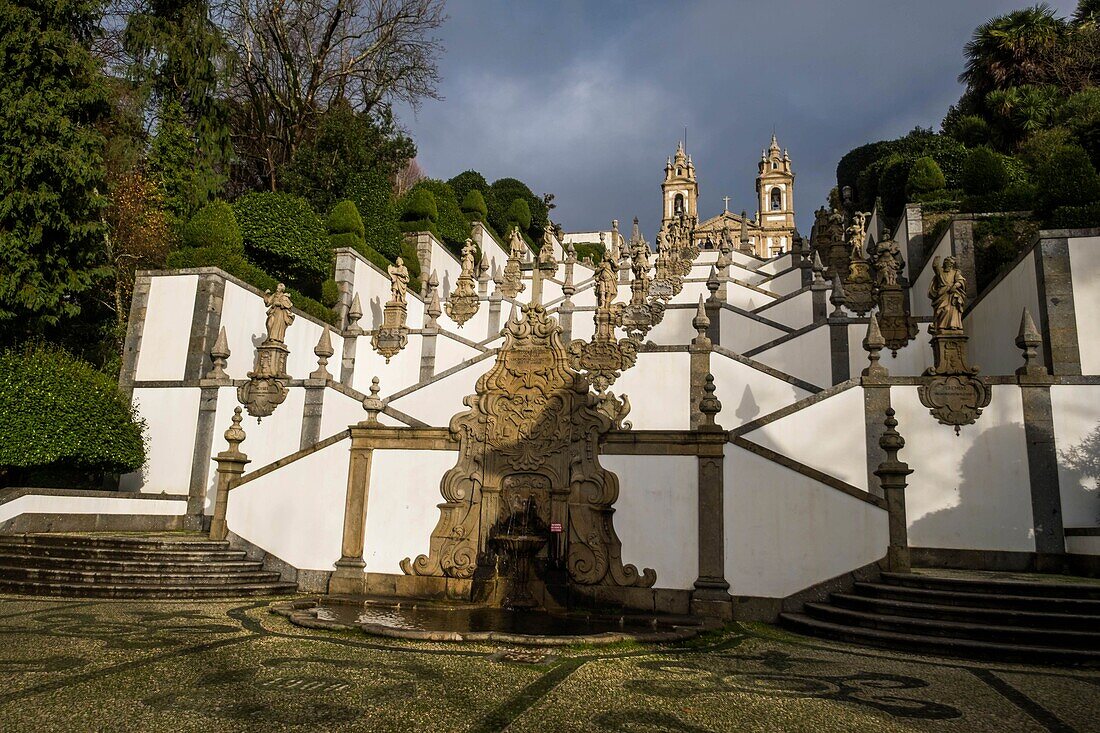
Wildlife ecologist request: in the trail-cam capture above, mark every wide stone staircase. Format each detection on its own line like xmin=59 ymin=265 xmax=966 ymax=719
xmin=0 ymin=533 xmax=296 ymax=599
xmin=780 ymin=570 xmax=1100 ymax=665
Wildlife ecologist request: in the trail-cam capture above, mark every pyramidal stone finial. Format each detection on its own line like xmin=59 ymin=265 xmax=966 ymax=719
xmin=208 ymin=325 xmax=231 ymax=380
xmin=1015 ymin=307 xmax=1045 ymax=377
xmin=310 ymin=328 xmax=334 ymax=380
xmin=427 ymin=287 xmax=442 ymax=322
xmin=830 ymin=273 xmax=847 ymax=316
xmin=862 ymin=313 xmax=888 ymax=378
xmin=428 ymin=269 xmax=440 ymax=289
xmin=706 ymin=265 xmax=720 ymax=297
xmin=692 ymin=295 xmax=710 ymax=345
xmin=348 ymin=292 xmax=363 ymax=327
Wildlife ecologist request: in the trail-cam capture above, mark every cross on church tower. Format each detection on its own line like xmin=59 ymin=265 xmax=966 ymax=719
xmin=722 ymin=196 xmax=730 ymax=213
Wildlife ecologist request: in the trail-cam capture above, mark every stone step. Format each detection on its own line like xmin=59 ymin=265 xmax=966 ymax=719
xmin=0 ymin=578 xmax=297 ymax=600
xmin=852 ymin=582 xmax=1100 ymax=615
xmin=0 ymin=534 xmax=229 ymax=552
xmin=0 ymin=553 xmax=265 ymax=574
xmin=0 ymin=544 xmax=249 ymax=563
xmin=830 ymin=593 xmax=1100 ymax=632
xmin=803 ymin=602 xmax=1100 ymax=650
xmin=0 ymin=565 xmax=283 ymax=587
xmin=779 ymin=612 xmax=1100 ymax=666
xmin=881 ymin=571 xmax=1100 ymax=600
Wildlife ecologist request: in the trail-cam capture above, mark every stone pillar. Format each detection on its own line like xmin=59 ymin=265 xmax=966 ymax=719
xmin=558 ymin=300 xmax=574 ymax=342
xmin=692 ymin=374 xmax=731 ymax=619
xmin=810 ymin=252 xmax=829 ymax=324
xmin=861 ymin=314 xmax=890 ymax=499
xmin=300 ymin=381 xmax=325 ymax=449
xmin=420 ymin=288 xmax=441 ymax=381
xmin=873 ymin=408 xmax=913 ymax=573
xmin=902 ymin=203 xmax=924 ymax=274
xmin=949 ymin=219 xmax=977 ymax=303
xmin=1034 ymin=235 xmax=1082 ymax=376
xmin=828 ymin=273 xmax=850 ymax=384
xmin=119 ymin=273 xmax=152 ymax=401
xmin=333 ymin=248 xmax=358 ymax=330
xmin=1016 ymin=309 xmax=1065 ymax=560
xmin=209 ymin=407 xmax=250 ymax=541
xmin=185 ymin=272 xmax=226 ymax=381
xmin=187 ymin=385 xmax=220 ymax=529
xmin=330 ymin=382 xmax=384 ymax=596
xmin=705 ymin=266 xmax=721 ymax=346
xmin=487 ymin=279 xmax=503 ymax=337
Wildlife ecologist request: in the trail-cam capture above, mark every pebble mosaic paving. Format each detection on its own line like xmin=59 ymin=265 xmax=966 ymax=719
xmin=0 ymin=595 xmax=1096 ymax=732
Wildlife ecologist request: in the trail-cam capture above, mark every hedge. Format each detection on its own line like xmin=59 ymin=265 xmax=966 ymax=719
xmin=346 ymin=170 xmax=403 ymax=261
xmin=960 ymin=182 xmax=1037 ymax=214
xmin=461 ymin=189 xmax=488 ymax=220
xmin=179 ymin=200 xmax=242 ymax=253
xmin=448 ymin=170 xmax=491 ymax=208
xmin=0 ymin=345 xmax=146 ymax=487
xmin=960 ymin=147 xmax=1009 ymax=196
xmin=505 ymin=197 xmax=532 ymax=231
xmin=166 ymin=246 xmax=337 ymax=324
xmin=488 ymin=177 xmax=548 ymax=240
xmin=1050 ymin=202 xmax=1100 ymax=228
xmin=233 ymin=192 xmax=332 ymax=297
xmin=1033 ymin=144 xmax=1100 ymax=216
xmin=405 ymin=179 xmax=469 ymax=250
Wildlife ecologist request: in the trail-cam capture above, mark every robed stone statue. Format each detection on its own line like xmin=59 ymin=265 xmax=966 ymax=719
xmin=928 ymin=256 xmax=966 ymax=333
xmin=388 ymin=257 xmax=410 ymax=304
xmin=263 ymin=284 xmax=294 ymax=344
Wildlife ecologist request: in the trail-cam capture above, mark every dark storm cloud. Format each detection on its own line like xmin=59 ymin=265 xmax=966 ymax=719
xmin=396 ymin=0 xmax=1079 ymax=237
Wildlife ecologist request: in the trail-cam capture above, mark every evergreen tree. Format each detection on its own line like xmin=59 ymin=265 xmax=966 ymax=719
xmin=0 ymin=0 xmax=112 ymax=340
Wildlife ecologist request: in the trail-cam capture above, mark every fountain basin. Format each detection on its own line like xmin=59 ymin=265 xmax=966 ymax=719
xmin=273 ymin=598 xmax=717 ymax=646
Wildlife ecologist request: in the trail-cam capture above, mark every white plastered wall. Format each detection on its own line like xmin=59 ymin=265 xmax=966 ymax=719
xmin=740 ymin=384 xmax=868 ymax=490
xmin=434 ymin=333 xmax=483 ymax=373
xmin=758 ymin=268 xmax=802 ymax=296
xmin=602 ymin=455 xmax=697 ymax=589
xmin=846 ymin=322 xmax=934 ymax=378
xmin=724 ymin=444 xmax=887 ymax=598
xmin=910 ymin=230 xmax=952 ymax=319
xmin=1069 ymin=235 xmax=1100 ymax=375
xmin=719 ymin=310 xmax=787 ymax=353
xmin=892 ymin=385 xmax=1035 ymax=552
xmin=362 ymin=450 xmax=460 ymax=574
xmin=320 ymin=389 xmax=365 ymax=437
xmin=1050 ymin=385 xmax=1100 ymax=528
xmin=963 ymin=250 xmax=1041 ymax=376
xmin=135 ymin=275 xmax=198 ymax=381
xmin=122 ymin=387 xmax=201 ymax=494
xmin=754 ymin=289 xmax=812 ymax=330
xmin=351 ymin=333 xmax=425 ymax=396
xmin=389 ymin=356 xmax=489 ymax=426
xmin=750 ymin=325 xmax=831 ymax=389
xmin=0 ymin=495 xmax=187 ymax=524
xmin=226 ymin=438 xmax=350 ymax=571
xmin=612 ymin=351 xmax=691 ymax=430
xmin=710 ymin=353 xmax=812 ymax=430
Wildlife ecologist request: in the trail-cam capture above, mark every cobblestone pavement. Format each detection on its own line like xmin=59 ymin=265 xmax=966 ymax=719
xmin=0 ymin=595 xmax=1096 ymax=732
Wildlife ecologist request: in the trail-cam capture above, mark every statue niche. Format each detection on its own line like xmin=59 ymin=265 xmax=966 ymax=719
xmin=401 ymin=302 xmax=655 ymax=603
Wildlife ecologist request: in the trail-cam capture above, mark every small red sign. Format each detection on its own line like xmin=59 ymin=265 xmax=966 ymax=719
xmin=550 ymin=523 xmax=563 ymax=533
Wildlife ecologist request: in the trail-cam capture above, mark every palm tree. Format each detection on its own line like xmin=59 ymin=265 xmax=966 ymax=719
xmin=960 ymin=4 xmax=1065 ymax=100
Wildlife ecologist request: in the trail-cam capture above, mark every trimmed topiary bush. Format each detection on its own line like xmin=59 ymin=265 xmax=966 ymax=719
xmin=179 ymin=200 xmax=242 ymax=253
xmin=233 ymin=192 xmax=331 ymax=296
xmin=404 ymin=180 xmax=469 ymax=251
xmin=0 ymin=345 xmax=146 ymax=487
xmin=327 ymin=200 xmax=365 ymax=239
xmin=960 ymin=147 xmax=1009 ymax=196
xmin=907 ymin=157 xmax=947 ymax=197
xmin=448 ymin=170 xmax=491 ymax=209
xmin=402 ymin=187 xmax=438 ymax=222
xmin=505 ymin=197 xmax=532 ymax=230
xmin=321 ymin=278 xmax=340 ymax=308
xmin=461 ymin=189 xmax=488 ymax=221
xmin=945 ymin=115 xmax=992 ymax=147
xmin=1033 ymin=144 xmax=1100 ymax=216
xmin=346 ymin=170 xmax=403 ymax=261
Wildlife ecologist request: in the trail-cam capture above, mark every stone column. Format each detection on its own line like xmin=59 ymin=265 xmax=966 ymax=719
xmin=119 ymin=273 xmax=152 ymax=401
xmin=689 ymin=299 xmax=712 ymax=430
xmin=902 ymin=203 xmax=924 ymax=274
xmin=420 ymin=288 xmax=441 ymax=381
xmin=828 ymin=273 xmax=850 ymax=385
xmin=209 ymin=407 xmax=250 ymax=541
xmin=185 ymin=272 xmax=226 ymax=381
xmin=487 ymin=274 xmax=503 ymax=337
xmin=1016 ymin=309 xmax=1065 ymax=560
xmin=949 ymin=219 xmax=977 ymax=303
xmin=810 ymin=252 xmax=829 ymax=324
xmin=861 ymin=314 xmax=891 ymax=499
xmin=1034 ymin=235 xmax=1082 ymax=376
xmin=705 ymin=266 xmax=721 ymax=346
xmin=873 ymin=408 xmax=913 ymax=573
xmin=691 ymin=374 xmax=732 ymax=619
xmin=330 ymin=381 xmax=384 ymax=596
xmin=187 ymin=386 xmax=221 ymax=529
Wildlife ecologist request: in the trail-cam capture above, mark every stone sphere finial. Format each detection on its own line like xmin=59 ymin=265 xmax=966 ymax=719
xmin=362 ymin=377 xmax=384 ymax=424
xmin=699 ymin=373 xmax=722 ymax=430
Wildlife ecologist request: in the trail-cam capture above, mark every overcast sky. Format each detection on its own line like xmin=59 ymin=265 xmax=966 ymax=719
xmin=396 ymin=0 xmax=1079 ymax=237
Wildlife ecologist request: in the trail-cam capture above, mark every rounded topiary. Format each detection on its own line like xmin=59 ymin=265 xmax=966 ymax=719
xmin=346 ymin=170 xmax=403 ymax=261
xmin=179 ymin=200 xmax=242 ymax=253
xmin=320 ymin=279 xmax=340 ymax=308
xmin=906 ymin=156 xmax=946 ymax=197
xmin=461 ymin=189 xmax=488 ymax=221
xmin=233 ymin=192 xmax=332 ymax=296
xmin=961 ymin=147 xmax=1009 ymax=196
xmin=505 ymin=197 xmax=532 ymax=230
xmin=1034 ymin=144 xmax=1100 ymax=216
xmin=327 ymin=200 xmax=365 ymax=238
xmin=402 ymin=187 xmax=438 ymax=222
xmin=0 ymin=345 xmax=146 ymax=486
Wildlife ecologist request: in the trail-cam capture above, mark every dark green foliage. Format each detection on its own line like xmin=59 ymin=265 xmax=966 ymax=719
xmin=461 ymin=189 xmax=488 ymax=220
xmin=166 ymin=246 xmax=335 ymax=324
xmin=961 ymin=147 xmax=1009 ymax=195
xmin=179 ymin=200 xmax=242 ymax=252
xmin=233 ymin=192 xmax=331 ymax=296
xmin=1051 ymin=201 xmax=1100 ymax=227
xmin=945 ymin=114 xmax=992 ymax=146
xmin=836 ymin=140 xmax=897 ymax=202
xmin=399 ymin=238 xmax=422 ymax=286
xmin=488 ymin=178 xmax=548 ymax=239
xmin=907 ymin=157 xmax=947 ymax=196
xmin=124 ymin=0 xmax=231 ymax=220
xmin=327 ymin=200 xmax=365 ymax=239
xmin=321 ymin=278 xmax=340 ymax=308
xmin=406 ymin=179 xmax=469 ymax=249
xmin=960 ymin=5 xmax=1063 ymax=104
xmin=571 ymin=241 xmax=606 ymax=263
xmin=1033 ymin=144 xmax=1100 ymax=216
xmin=0 ymin=345 xmax=146 ymax=486
xmin=973 ymin=217 xmax=1040 ymax=292
xmin=283 ymin=101 xmax=415 ymax=213
xmin=961 ymin=181 xmax=1038 ymax=213
xmin=402 ymin=187 xmax=438 ymax=222
xmin=346 ymin=171 xmax=403 ymax=261
xmin=1058 ymin=88 xmax=1100 ymax=170
xmin=505 ymin=198 xmax=532 ymax=230
xmin=447 ymin=170 xmax=491 ymax=208
xmin=0 ymin=0 xmax=112 ymax=340
xmin=878 ymin=156 xmax=914 ymax=218
xmin=844 ymin=130 xmax=969 ymax=212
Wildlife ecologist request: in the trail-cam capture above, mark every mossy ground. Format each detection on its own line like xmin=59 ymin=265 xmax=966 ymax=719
xmin=0 ymin=595 xmax=1095 ymax=732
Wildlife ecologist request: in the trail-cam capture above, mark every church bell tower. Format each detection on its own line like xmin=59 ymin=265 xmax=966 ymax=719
xmin=756 ymin=134 xmax=796 ymax=255
xmin=662 ymin=141 xmax=698 ymax=230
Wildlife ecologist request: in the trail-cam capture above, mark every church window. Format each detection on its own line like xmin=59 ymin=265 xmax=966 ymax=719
xmin=770 ymin=187 xmax=782 ymax=211
xmin=772 ymin=161 xmax=778 ymax=170
xmin=674 ymin=193 xmax=685 ymax=214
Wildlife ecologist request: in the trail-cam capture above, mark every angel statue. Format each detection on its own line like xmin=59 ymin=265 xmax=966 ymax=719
xmin=928 ymin=256 xmax=966 ymax=333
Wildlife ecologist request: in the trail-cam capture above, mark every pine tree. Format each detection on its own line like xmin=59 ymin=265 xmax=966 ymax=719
xmin=0 ymin=0 xmax=112 ymax=339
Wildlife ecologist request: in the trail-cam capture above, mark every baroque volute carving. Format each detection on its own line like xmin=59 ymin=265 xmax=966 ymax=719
xmin=401 ymin=302 xmax=655 ymax=590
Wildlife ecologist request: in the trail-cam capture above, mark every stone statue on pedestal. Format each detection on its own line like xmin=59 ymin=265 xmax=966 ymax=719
xmin=263 ymin=284 xmax=295 ymax=344
xmin=928 ymin=256 xmax=966 ymax=334
xmin=387 ymin=258 xmax=410 ymax=305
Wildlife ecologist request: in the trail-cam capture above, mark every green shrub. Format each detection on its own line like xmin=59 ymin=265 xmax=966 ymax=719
xmin=879 ymin=156 xmax=913 ymax=218
xmin=961 ymin=147 xmax=1009 ymax=195
xmin=166 ymin=246 xmax=336 ymax=324
xmin=907 ymin=157 xmax=947 ymax=197
xmin=233 ymin=192 xmax=331 ymax=296
xmin=0 ymin=345 xmax=146 ymax=487
xmin=402 ymin=187 xmax=438 ymax=222
xmin=448 ymin=170 xmax=491 ymax=208
xmin=1033 ymin=144 xmax=1100 ymax=216
xmin=405 ymin=180 xmax=470 ymax=250
xmin=327 ymin=200 xmax=365 ymax=238
xmin=488 ymin=177 xmax=548 ymax=239
xmin=945 ymin=115 xmax=992 ymax=147
xmin=321 ymin=279 xmax=340 ymax=308
xmin=344 ymin=170 xmax=402 ymax=261
xmin=571 ymin=241 xmax=605 ymax=263
xmin=973 ymin=217 xmax=1040 ymax=293
xmin=1050 ymin=202 xmax=1100 ymax=228
xmin=399 ymin=238 xmax=422 ymax=287
xmin=961 ymin=181 xmax=1038 ymax=213
xmin=179 ymin=201 xmax=242 ymax=253
xmin=505 ymin=197 xmax=532 ymax=230
xmin=461 ymin=189 xmax=488 ymax=220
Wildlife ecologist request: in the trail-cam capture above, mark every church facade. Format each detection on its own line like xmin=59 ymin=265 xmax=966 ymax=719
xmin=662 ymin=135 xmax=798 ymax=258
